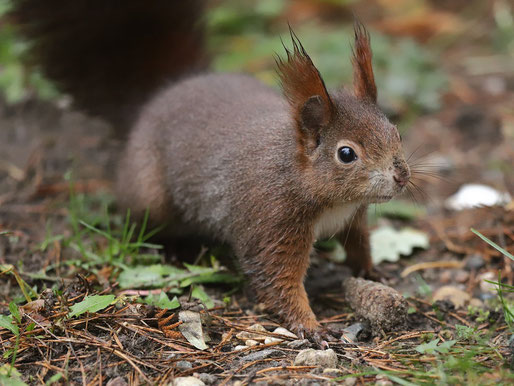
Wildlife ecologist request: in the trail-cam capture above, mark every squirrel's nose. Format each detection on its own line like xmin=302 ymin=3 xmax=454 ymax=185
xmin=393 ymin=172 xmax=409 ymax=187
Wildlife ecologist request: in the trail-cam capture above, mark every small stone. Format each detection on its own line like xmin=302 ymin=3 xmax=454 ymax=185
xmin=454 ymin=270 xmax=470 ymax=283
xmin=272 ymin=327 xmax=298 ymax=339
xmin=299 ymin=380 xmax=321 ymax=386
xmin=294 ymin=348 xmax=338 ymax=368
xmin=234 ymin=345 xmax=246 ymax=351
xmin=240 ymin=349 xmax=281 ymax=362
xmin=245 ymin=339 xmax=259 ymax=347
xmin=375 ymin=380 xmax=393 ymax=386
xmin=287 ymin=339 xmax=311 ymax=349
xmin=469 ymin=298 xmax=484 ymax=309
xmin=432 ymin=285 xmax=471 ymax=309
xmin=176 ymin=361 xmax=192 ymax=371
xmin=322 ymin=368 xmax=345 ymax=377
xmin=236 ymin=324 xmax=267 ymax=341
xmin=439 ymin=270 xmax=452 ymax=284
xmin=479 ymin=272 xmax=497 ymax=293
xmin=195 ymin=373 xmax=217 ymax=385
xmin=375 ymin=375 xmax=393 ymax=386
xmin=172 ymin=376 xmax=205 ymax=386
xmin=106 ymin=377 xmax=128 ymax=386
xmin=264 ymin=336 xmax=282 ymax=344
xmin=344 ymin=378 xmax=357 ymax=386
xmin=465 ymin=254 xmax=485 ymax=270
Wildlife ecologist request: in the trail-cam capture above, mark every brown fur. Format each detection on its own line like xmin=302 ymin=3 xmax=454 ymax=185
xmin=10 ymin=0 xmax=207 ymax=135
xmin=352 ymin=20 xmax=377 ymax=102
xmin=10 ymin=3 xmax=411 ymax=336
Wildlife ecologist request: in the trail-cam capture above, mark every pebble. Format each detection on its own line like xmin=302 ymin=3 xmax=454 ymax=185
xmin=465 ymin=254 xmax=485 ymax=270
xmin=322 ymin=368 xmax=345 ymax=377
xmin=294 ymin=348 xmax=338 ymax=368
xmin=432 ymin=285 xmax=471 ymax=308
xmin=439 ymin=270 xmax=452 ymax=284
xmin=264 ymin=336 xmax=282 ymax=344
xmin=106 ymin=377 xmax=128 ymax=386
xmin=234 ymin=345 xmax=247 ymax=351
xmin=245 ymin=339 xmax=259 ymax=347
xmin=287 ymin=339 xmax=311 ymax=349
xmin=176 ymin=361 xmax=193 ymax=371
xmin=273 ymin=327 xmax=298 ymax=338
xmin=454 ymin=270 xmax=470 ymax=283
xmin=264 ymin=327 xmax=298 ymax=344
xmin=194 ymin=373 xmax=217 ymax=385
xmin=236 ymin=323 xmax=267 ymax=342
xmin=469 ymin=298 xmax=484 ymax=309
xmin=478 ymin=272 xmax=497 ymax=293
xmin=172 ymin=377 xmax=205 ymax=386
xmin=375 ymin=375 xmax=393 ymax=386
xmin=240 ymin=349 xmax=281 ymax=362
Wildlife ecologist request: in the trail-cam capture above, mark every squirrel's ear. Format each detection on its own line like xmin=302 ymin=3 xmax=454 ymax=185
xmin=276 ymin=28 xmax=334 ymax=132
xmin=352 ymin=21 xmax=377 ymax=103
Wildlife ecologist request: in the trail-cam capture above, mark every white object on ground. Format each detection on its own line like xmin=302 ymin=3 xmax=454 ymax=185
xmin=445 ymin=184 xmax=511 ymax=210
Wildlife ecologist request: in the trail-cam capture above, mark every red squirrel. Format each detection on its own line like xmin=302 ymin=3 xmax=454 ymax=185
xmin=11 ymin=0 xmax=410 ymax=338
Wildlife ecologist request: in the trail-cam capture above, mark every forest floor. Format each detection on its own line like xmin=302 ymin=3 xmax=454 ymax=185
xmin=0 ymin=0 xmax=513 ymax=384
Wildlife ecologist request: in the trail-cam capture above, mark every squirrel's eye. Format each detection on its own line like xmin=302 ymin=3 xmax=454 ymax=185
xmin=337 ymin=146 xmax=358 ymax=164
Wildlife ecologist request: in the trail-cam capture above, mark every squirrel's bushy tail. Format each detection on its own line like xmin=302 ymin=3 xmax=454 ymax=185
xmin=10 ymin=0 xmax=207 ymax=133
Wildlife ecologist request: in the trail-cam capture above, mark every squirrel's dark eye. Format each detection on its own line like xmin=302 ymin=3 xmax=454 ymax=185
xmin=337 ymin=146 xmax=357 ymax=164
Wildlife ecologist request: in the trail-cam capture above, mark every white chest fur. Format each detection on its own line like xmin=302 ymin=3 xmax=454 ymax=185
xmin=313 ymin=203 xmax=359 ymax=240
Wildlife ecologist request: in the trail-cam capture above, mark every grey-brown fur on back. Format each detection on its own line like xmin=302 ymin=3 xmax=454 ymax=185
xmin=117 ymin=74 xmax=301 ymax=245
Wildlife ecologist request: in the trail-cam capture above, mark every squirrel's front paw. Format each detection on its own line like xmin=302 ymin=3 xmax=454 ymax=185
xmin=291 ymin=323 xmax=338 ymax=349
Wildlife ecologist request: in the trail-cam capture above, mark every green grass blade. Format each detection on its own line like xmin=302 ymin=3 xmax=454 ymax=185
xmin=471 ymin=228 xmax=514 ymax=261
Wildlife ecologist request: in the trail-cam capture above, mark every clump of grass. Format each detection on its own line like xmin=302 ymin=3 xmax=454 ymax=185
xmin=471 ymin=228 xmax=514 ymax=331
xmin=38 ymin=177 xmax=241 ymax=309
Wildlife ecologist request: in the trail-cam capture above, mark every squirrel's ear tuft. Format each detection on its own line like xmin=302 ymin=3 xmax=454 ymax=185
xmin=276 ymin=27 xmax=334 ymax=130
xmin=352 ymin=21 xmax=377 ymax=103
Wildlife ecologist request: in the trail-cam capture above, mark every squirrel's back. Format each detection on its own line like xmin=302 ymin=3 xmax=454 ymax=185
xmin=117 ymin=73 xmax=297 ymax=241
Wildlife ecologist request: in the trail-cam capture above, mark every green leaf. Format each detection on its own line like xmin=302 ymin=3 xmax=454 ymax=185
xmin=415 ymin=338 xmax=456 ymax=354
xmin=118 ymin=264 xmax=187 ymax=289
xmin=371 ymin=226 xmax=429 ymax=264
xmin=436 ymin=339 xmax=456 ymax=353
xmin=381 ymin=372 xmax=418 ymax=386
xmin=0 ymin=315 xmax=18 ymax=335
xmin=0 ymin=364 xmax=28 ymax=386
xmin=191 ymin=286 xmax=214 ymax=309
xmin=142 ymin=292 xmax=180 ymax=309
xmin=415 ymin=338 xmax=440 ymax=354
xmin=69 ymin=295 xmax=116 ymax=317
xmin=180 ymin=272 xmax=240 ymax=287
xmin=45 ymin=373 xmax=64 ymax=385
xmin=8 ymin=302 xmax=20 ymax=323
xmin=455 ymin=324 xmax=476 ymax=340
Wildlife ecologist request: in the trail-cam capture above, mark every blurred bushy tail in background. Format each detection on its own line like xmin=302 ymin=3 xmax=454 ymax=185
xmin=9 ymin=0 xmax=208 ymax=134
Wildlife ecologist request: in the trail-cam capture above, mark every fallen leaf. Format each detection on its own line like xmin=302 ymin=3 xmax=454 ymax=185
xmin=371 ymin=226 xmax=429 ymax=264
xmin=178 ymin=310 xmax=208 ymax=350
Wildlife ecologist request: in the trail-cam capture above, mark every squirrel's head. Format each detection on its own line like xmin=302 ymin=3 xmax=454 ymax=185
xmin=277 ymin=22 xmax=410 ymax=204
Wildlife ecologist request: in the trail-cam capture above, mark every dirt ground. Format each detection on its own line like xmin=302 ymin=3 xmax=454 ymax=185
xmin=1 ymin=1 xmax=514 ymax=385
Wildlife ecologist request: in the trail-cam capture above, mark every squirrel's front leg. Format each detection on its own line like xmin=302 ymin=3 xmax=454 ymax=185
xmin=241 ymin=231 xmax=320 ymax=335
xmin=338 ymin=205 xmax=372 ymax=276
